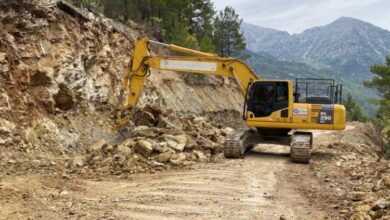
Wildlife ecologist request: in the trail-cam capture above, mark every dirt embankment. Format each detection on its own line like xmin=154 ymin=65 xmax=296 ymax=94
xmin=284 ymin=123 xmax=390 ymax=219
xmin=0 ymin=0 xmax=243 ymax=178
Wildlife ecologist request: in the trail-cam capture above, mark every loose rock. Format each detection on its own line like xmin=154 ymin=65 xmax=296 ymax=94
xmin=164 ymin=134 xmax=187 ymax=152
xmin=134 ymin=140 xmax=153 ymax=157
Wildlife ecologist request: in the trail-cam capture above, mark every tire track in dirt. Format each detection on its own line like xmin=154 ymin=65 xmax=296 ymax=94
xmin=68 ymin=145 xmax=327 ymax=220
xmin=1 ymin=138 xmax=334 ymax=219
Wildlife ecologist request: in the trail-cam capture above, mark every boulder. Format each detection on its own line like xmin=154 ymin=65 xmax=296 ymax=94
xmin=352 ymin=191 xmax=367 ymax=201
xmin=192 ymin=117 xmax=206 ymax=124
xmin=102 ymin=144 xmax=114 ymax=153
xmin=0 ymin=53 xmax=6 ymax=63
xmin=170 ymin=152 xmax=187 ymax=165
xmin=118 ymin=139 xmax=136 ymax=149
xmin=221 ymin=127 xmax=234 ymax=136
xmin=0 ymin=118 xmax=16 ymax=134
xmin=157 ymin=115 xmax=182 ymax=129
xmin=134 ymin=140 xmax=153 ymax=157
xmin=157 ymin=150 xmax=174 ymax=163
xmin=194 ymin=150 xmax=208 ymax=162
xmin=151 ymin=161 xmax=166 ymax=168
xmin=0 ymin=92 xmax=11 ymax=110
xmin=132 ymin=126 xmax=158 ymax=137
xmin=59 ymin=189 xmax=69 ymax=197
xmin=117 ymin=144 xmax=132 ymax=157
xmin=164 ymin=134 xmax=187 ymax=152
xmin=379 ymin=174 xmax=390 ymax=190
xmin=70 ymin=156 xmax=86 ymax=168
xmin=349 ymin=211 xmax=371 ymax=220
xmin=197 ymin=136 xmax=217 ymax=150
xmin=371 ymin=199 xmax=390 ymax=211
xmin=0 ymin=137 xmax=12 ymax=145
xmin=354 ymin=204 xmax=371 ymax=213
xmin=152 ymin=142 xmax=166 ymax=153
xmin=90 ymin=139 xmax=108 ymax=152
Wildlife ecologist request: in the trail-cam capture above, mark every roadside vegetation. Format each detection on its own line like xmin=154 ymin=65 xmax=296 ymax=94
xmin=71 ymin=0 xmax=245 ymax=57
xmin=365 ymin=56 xmax=390 ymax=158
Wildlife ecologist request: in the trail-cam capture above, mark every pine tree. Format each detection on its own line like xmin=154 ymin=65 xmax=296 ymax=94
xmin=168 ymin=21 xmax=198 ymax=49
xmin=199 ymin=35 xmax=215 ymax=52
xmin=188 ymin=0 xmax=215 ymax=42
xmin=365 ymin=56 xmax=390 ymax=157
xmin=365 ymin=56 xmax=390 ymax=119
xmin=213 ymin=6 xmax=246 ymax=57
xmin=343 ymin=93 xmax=366 ymax=122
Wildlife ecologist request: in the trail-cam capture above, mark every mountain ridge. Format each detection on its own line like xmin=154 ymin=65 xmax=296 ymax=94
xmin=241 ymin=17 xmax=390 ymax=114
xmin=241 ymin=17 xmax=390 ymax=83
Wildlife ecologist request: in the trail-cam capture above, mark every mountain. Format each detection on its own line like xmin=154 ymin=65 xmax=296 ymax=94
xmin=242 ymin=18 xmax=390 ymax=82
xmin=241 ymin=23 xmax=290 ymax=53
xmin=241 ymin=18 xmax=390 ymax=115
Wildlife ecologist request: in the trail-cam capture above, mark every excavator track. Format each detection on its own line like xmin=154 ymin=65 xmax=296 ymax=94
xmin=224 ymin=128 xmax=254 ymax=158
xmin=290 ymin=132 xmax=312 ymax=164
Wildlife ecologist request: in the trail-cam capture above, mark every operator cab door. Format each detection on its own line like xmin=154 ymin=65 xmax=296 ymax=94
xmin=246 ymin=81 xmax=290 ymax=121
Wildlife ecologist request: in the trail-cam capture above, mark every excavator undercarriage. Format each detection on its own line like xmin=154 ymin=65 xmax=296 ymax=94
xmin=224 ymin=128 xmax=313 ymax=163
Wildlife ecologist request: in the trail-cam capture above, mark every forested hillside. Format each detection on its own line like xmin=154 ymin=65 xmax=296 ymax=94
xmin=71 ymin=0 xmax=245 ymax=56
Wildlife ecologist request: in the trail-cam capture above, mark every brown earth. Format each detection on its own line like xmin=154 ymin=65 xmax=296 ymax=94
xmin=1 ymin=124 xmax=389 ymax=220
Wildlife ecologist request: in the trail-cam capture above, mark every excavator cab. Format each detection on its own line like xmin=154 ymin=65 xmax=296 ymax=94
xmin=244 ymin=79 xmax=345 ymax=131
xmin=239 ymin=78 xmax=345 ymax=163
xmin=246 ymin=81 xmax=290 ymax=118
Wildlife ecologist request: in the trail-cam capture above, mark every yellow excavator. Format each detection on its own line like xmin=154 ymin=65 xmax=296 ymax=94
xmin=115 ymin=38 xmax=346 ymax=163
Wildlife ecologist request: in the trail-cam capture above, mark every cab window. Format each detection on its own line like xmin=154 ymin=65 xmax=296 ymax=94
xmin=276 ymin=83 xmax=288 ymax=102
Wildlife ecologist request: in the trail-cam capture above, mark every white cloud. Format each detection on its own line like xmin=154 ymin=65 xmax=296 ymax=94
xmin=213 ymin=0 xmax=390 ymax=33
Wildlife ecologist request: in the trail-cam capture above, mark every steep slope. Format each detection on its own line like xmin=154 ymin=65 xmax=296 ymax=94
xmin=0 ymin=1 xmax=243 ymax=176
xmin=243 ymin=17 xmax=390 ymax=82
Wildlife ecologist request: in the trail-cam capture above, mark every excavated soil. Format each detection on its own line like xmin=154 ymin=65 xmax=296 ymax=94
xmin=1 ymin=125 xmax=388 ymax=220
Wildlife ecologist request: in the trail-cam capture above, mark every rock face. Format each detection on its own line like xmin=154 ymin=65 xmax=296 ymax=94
xmin=0 ymin=0 xmax=243 ymax=177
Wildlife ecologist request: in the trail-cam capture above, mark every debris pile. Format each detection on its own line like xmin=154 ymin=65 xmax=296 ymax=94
xmin=66 ymin=105 xmax=232 ymax=176
xmin=308 ymin=123 xmax=390 ymax=219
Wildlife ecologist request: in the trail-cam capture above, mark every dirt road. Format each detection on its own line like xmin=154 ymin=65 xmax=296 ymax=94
xmin=0 ymin=136 xmax=335 ymax=220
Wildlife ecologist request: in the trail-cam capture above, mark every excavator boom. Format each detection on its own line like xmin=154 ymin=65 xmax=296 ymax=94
xmin=115 ymin=37 xmax=259 ymax=127
xmin=116 ymin=37 xmax=346 ymax=164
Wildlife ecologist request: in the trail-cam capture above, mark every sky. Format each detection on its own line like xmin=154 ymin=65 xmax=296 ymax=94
xmin=213 ymin=0 xmax=390 ymax=34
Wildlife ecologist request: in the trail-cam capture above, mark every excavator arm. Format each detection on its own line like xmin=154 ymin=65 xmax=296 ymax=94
xmin=115 ymin=37 xmax=260 ymax=127
xmin=116 ymin=38 xmax=346 ymax=164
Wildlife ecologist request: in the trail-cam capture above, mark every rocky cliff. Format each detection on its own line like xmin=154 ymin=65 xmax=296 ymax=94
xmin=0 ymin=0 xmax=243 ymax=176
